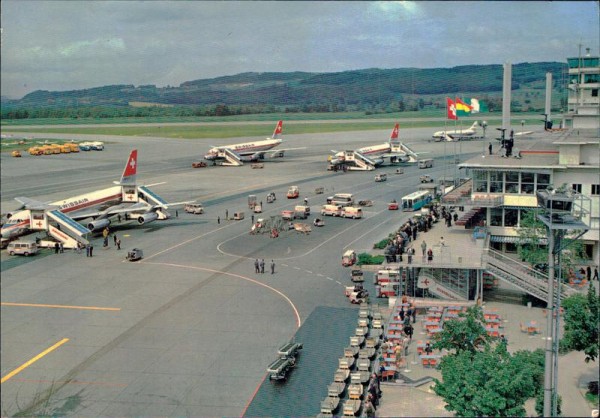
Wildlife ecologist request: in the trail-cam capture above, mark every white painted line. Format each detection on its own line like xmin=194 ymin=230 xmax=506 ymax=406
xmin=293 ymin=266 xmax=301 ymax=270
xmin=326 ymin=277 xmax=334 ymax=281
xmin=335 ymin=281 xmax=342 ymax=285
xmin=305 ymin=270 xmax=313 ymax=274
xmin=281 ymin=263 xmax=288 ymax=267
xmin=316 ymin=273 xmax=324 ymax=277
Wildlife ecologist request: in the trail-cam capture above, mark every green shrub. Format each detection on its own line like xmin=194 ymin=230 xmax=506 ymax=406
xmin=358 ymin=253 xmax=385 ymax=265
xmin=373 ymin=238 xmax=390 ymax=250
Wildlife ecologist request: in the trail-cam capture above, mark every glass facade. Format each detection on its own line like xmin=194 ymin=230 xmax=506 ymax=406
xmin=472 ymin=170 xmax=551 ymax=194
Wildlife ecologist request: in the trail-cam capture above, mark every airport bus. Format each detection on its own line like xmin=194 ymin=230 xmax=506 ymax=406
xmin=418 ymin=158 xmax=433 ymax=169
xmin=401 ymin=190 xmax=432 ymax=212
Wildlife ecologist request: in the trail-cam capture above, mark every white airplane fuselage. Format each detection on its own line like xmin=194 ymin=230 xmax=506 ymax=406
xmin=204 ymin=138 xmax=282 ymax=160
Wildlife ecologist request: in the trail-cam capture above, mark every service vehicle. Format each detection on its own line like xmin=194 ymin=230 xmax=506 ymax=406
xmin=375 ymin=173 xmax=387 ymax=182
xmin=66 ymin=142 xmax=80 ymax=152
xmin=287 ymin=186 xmax=300 ymax=199
xmin=326 ymin=193 xmax=354 ymax=207
xmin=248 ymin=194 xmax=257 ymax=209
xmin=251 ymin=163 xmax=264 ymax=169
xmin=6 ymin=241 xmax=39 ymax=256
xmin=281 ymin=210 xmax=294 ymax=220
xmin=374 ymin=269 xmax=402 ymax=285
xmin=342 ymin=207 xmax=363 ymax=219
xmin=294 ymin=205 xmax=310 ymax=219
xmin=313 ymin=218 xmax=325 ymax=227
xmin=253 ymin=204 xmax=262 ymax=213
xmin=342 ymin=250 xmax=357 ymax=267
xmin=11 ymin=150 xmax=22 ymax=157
xmin=376 ymin=282 xmax=399 ymax=298
xmin=351 ymin=269 xmax=364 ymax=283
xmin=28 ymin=147 xmax=43 ymax=156
xmin=321 ymin=204 xmax=343 ymax=217
xmin=266 ymin=192 xmax=276 ymax=203
xmin=192 ymin=161 xmax=207 ymax=168
xmin=233 ymin=211 xmax=245 ymax=220
xmin=401 ymin=190 xmax=432 ymax=211
xmin=126 ymin=248 xmax=144 ymax=261
xmin=184 ymin=203 xmax=204 ymax=214
xmin=418 ymin=158 xmax=434 ymax=169
xmin=420 ymin=175 xmax=434 ymax=183
xmin=388 ymin=201 xmax=399 ymax=210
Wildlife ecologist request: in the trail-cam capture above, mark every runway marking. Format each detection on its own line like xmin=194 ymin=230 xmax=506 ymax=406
xmin=143 ymin=262 xmax=301 ymax=328
xmin=1 ymin=338 xmax=69 ymax=384
xmin=305 ymin=270 xmax=313 ymax=274
xmin=293 ymin=266 xmax=301 ymax=270
xmin=342 ymin=210 xmax=408 ymax=250
xmin=281 ymin=263 xmax=288 ymax=267
xmin=1 ymin=302 xmax=120 ymax=311
xmin=335 ymin=281 xmax=342 ymax=285
xmin=316 ymin=273 xmax=324 ymax=277
xmin=327 ymin=277 xmax=333 ymax=281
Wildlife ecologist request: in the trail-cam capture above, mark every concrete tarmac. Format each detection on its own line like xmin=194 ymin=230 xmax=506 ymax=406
xmin=0 ymin=123 xmax=523 ymax=416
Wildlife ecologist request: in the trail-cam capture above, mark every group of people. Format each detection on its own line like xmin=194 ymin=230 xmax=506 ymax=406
xmin=254 ymin=258 xmax=276 ymax=274
xmin=363 ymin=372 xmax=382 ymax=417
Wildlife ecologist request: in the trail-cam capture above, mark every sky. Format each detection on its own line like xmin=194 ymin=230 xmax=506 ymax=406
xmin=1 ymin=1 xmax=598 ymax=99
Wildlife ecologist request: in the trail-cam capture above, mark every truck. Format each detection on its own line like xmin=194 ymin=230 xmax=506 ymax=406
xmin=341 ymin=207 xmax=363 ymax=219
xmin=248 ymin=195 xmax=257 ymax=209
xmin=287 ymin=186 xmax=299 ymax=199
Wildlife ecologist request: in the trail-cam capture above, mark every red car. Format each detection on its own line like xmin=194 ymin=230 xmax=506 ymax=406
xmin=388 ymin=202 xmax=399 ymax=210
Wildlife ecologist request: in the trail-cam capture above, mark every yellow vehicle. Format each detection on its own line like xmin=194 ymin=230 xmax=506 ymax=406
xmin=28 ymin=146 xmax=42 ymax=155
xmin=49 ymin=144 xmax=61 ymax=154
xmin=39 ymin=145 xmax=54 ymax=155
xmin=60 ymin=144 xmax=71 ymax=153
xmin=66 ymin=142 xmax=80 ymax=152
xmin=11 ymin=150 xmax=22 ymax=157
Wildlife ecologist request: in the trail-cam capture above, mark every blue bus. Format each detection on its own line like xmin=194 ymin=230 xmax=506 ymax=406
xmin=401 ymin=190 xmax=432 ymax=211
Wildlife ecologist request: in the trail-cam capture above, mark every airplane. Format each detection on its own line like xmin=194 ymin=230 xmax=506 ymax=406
xmin=329 ymin=123 xmax=417 ymax=168
xmin=203 ymin=120 xmax=301 ymax=165
xmin=1 ymin=149 xmax=188 ymax=241
xmin=432 ymin=121 xmax=481 ymax=142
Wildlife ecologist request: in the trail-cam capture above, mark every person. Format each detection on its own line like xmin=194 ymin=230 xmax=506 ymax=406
xmin=421 ymin=240 xmax=427 ymax=257
xmin=425 ymin=342 xmax=433 ymax=355
xmin=251 ymin=214 xmax=255 ymax=224
xmin=217 ymin=216 xmax=220 ymax=224
xmin=489 ymin=142 xmax=493 ymax=155
xmin=399 ymin=307 xmax=405 ymax=321
xmin=439 ymin=236 xmax=445 ymax=247
xmin=116 ymin=238 xmax=121 ymax=250
xmin=364 ymin=399 xmax=375 ymax=417
xmin=270 ymin=260 xmax=275 ymax=274
xmin=103 ymin=236 xmax=109 ymax=248
xmin=594 ymin=267 xmax=599 ymax=281
xmin=76 ymin=242 xmax=82 ymax=254
xmin=586 ymin=266 xmax=592 ymax=282
xmin=260 ymin=259 xmax=265 ymax=274
xmin=304 ymin=197 xmax=308 ymax=205
xmin=453 ymin=212 xmax=458 ymax=222
xmin=59 ymin=242 xmax=64 ymax=253
xmin=254 ymin=259 xmax=260 ymax=273
xmin=54 ymin=242 xmax=59 ymax=254
xmin=404 ymin=323 xmax=413 ymax=340
xmin=175 ymin=209 xmax=178 ymax=218
xmin=411 ymin=303 xmax=417 ymax=323
xmin=501 ymin=334 xmax=508 ymax=345
xmin=89 ymin=244 xmax=94 ymax=257
xmin=427 ymin=248 xmax=433 ymax=263
xmin=86 ymin=243 xmax=91 ymax=257
xmin=114 ymin=234 xmax=118 ymax=246
xmin=117 ymin=214 xmax=121 ymax=223
xmin=225 ymin=209 xmax=229 ymax=220
xmin=407 ymin=247 xmax=413 ymax=264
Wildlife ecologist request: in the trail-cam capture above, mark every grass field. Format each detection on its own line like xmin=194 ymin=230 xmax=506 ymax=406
xmin=1 ymin=112 xmax=543 ymax=140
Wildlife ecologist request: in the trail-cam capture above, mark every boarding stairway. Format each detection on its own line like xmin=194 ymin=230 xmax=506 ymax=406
xmin=483 ymin=249 xmax=576 ymax=301
xmin=391 ymin=141 xmax=419 ymax=163
xmin=417 ymin=267 xmax=468 ymax=300
xmin=217 ymin=148 xmax=244 ymax=166
xmin=44 ymin=210 xmax=90 ymax=249
xmin=344 ymin=151 xmax=376 ymax=171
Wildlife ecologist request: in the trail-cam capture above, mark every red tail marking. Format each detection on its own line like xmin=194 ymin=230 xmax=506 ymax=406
xmin=390 ymin=123 xmax=399 ymax=140
xmin=273 ymin=120 xmax=283 ymax=136
xmin=123 ymin=150 xmax=138 ymax=177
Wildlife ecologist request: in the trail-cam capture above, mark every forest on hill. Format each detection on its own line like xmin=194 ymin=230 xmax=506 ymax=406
xmin=1 ymin=62 xmax=567 ymax=121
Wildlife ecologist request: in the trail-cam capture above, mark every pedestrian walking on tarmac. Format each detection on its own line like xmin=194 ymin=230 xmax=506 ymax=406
xmin=89 ymin=244 xmax=94 ymax=257
xmin=260 ymin=259 xmax=265 ymax=274
xmin=59 ymin=242 xmax=64 ymax=253
xmin=218 ymin=216 xmax=221 ymax=224
xmin=114 ymin=234 xmax=118 ymax=246
xmin=421 ymin=240 xmax=427 ymax=258
xmin=271 ymin=260 xmax=275 ymax=274
xmin=86 ymin=244 xmax=91 ymax=257
xmin=251 ymin=214 xmax=255 ymax=224
xmin=254 ymin=259 xmax=260 ymax=273
xmin=116 ymin=238 xmax=121 ymax=250
xmin=225 ymin=209 xmax=229 ymax=220
xmin=54 ymin=242 xmax=59 ymax=254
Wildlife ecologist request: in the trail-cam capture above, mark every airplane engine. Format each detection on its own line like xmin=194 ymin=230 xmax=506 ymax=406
xmin=87 ymin=218 xmax=111 ymax=231
xmin=137 ymin=212 xmax=159 ymax=225
xmin=373 ymin=158 xmax=384 ymax=166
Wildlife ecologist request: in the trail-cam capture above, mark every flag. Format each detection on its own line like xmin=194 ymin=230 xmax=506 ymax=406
xmin=465 ymin=98 xmax=488 ymax=113
xmin=446 ymin=97 xmax=458 ymax=120
xmin=455 ymin=98 xmax=473 ymax=116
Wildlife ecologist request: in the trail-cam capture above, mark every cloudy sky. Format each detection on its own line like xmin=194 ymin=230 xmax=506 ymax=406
xmin=1 ymin=1 xmax=598 ymax=99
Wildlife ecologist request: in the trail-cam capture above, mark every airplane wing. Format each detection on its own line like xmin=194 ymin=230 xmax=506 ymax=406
xmin=251 ymin=147 xmax=306 ymax=160
xmin=69 ymin=202 xmax=152 ymax=221
xmin=14 ymin=197 xmax=56 ymax=211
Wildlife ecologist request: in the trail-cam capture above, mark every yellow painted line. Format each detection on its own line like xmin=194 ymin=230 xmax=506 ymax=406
xmin=1 ymin=302 xmax=120 ymax=311
xmin=1 ymin=338 xmax=69 ymax=384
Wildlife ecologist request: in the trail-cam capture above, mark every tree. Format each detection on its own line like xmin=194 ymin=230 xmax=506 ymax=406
xmin=432 ymin=306 xmax=491 ymax=354
xmin=560 ymin=283 xmax=599 ymax=363
xmin=433 ymin=345 xmax=543 ymax=417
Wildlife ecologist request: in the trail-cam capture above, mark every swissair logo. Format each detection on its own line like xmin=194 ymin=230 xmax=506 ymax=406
xmin=129 ymin=158 xmax=136 ymax=170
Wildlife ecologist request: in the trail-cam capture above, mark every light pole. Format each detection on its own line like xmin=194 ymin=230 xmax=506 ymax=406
xmin=521 ymin=120 xmax=525 ymax=135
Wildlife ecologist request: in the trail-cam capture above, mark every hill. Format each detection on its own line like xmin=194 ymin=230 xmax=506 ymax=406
xmin=3 ymin=62 xmax=567 ymax=119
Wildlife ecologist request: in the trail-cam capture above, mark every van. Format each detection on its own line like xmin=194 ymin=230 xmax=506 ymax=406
xmin=418 ymin=159 xmax=434 ymax=169
xmin=342 ymin=207 xmax=363 ymax=219
xmin=294 ymin=205 xmax=311 ymax=219
xmin=185 ymin=203 xmax=204 ymax=214
xmin=326 ymin=193 xmax=354 ymax=207
xmin=375 ymin=173 xmax=387 ymax=182
xmin=321 ymin=204 xmax=343 ymax=217
xmin=7 ymin=241 xmax=39 ymax=256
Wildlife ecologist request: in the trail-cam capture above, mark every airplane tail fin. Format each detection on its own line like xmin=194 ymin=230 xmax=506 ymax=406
xmin=271 ymin=120 xmax=283 ymax=139
xmin=389 ymin=123 xmax=399 ymax=142
xmin=471 ymin=121 xmax=479 ymax=130
xmin=119 ymin=150 xmax=138 ymax=185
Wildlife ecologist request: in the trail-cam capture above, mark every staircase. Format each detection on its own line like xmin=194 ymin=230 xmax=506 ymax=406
xmin=392 ymin=141 xmax=419 ymax=162
xmin=346 ymin=151 xmax=376 ymax=171
xmin=45 ymin=210 xmax=90 ymax=249
xmin=218 ymin=148 xmax=243 ymax=166
xmin=483 ymin=249 xmax=575 ymax=301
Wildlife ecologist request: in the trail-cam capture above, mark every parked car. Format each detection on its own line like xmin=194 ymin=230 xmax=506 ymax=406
xmin=7 ymin=241 xmax=39 ymax=256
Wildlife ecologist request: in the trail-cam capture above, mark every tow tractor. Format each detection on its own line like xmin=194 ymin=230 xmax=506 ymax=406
xmin=266 ymin=341 xmax=303 ymax=381
xmin=342 ymin=250 xmax=357 ymax=267
xmin=351 ymin=269 xmax=364 ymax=283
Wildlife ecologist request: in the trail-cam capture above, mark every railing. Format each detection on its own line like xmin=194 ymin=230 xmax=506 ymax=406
xmin=483 ymin=249 xmax=575 ymax=300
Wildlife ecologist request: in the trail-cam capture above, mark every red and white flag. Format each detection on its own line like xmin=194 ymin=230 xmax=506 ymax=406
xmin=446 ymin=97 xmax=458 ymax=120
